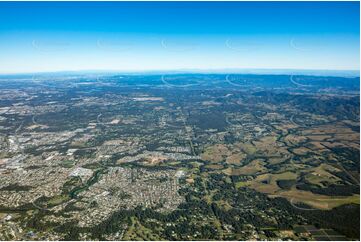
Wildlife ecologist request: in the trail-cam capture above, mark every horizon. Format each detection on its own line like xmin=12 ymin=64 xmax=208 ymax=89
xmin=0 ymin=68 xmax=359 ymax=78
xmin=0 ymin=1 xmax=360 ymax=73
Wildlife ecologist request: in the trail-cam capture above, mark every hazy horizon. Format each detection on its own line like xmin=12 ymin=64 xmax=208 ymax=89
xmin=0 ymin=67 xmax=360 ymax=77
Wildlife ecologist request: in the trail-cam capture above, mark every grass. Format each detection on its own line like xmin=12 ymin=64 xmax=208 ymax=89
xmin=225 ymin=153 xmax=246 ymax=165
xmin=235 ymin=181 xmax=250 ymax=189
xmin=244 ymin=169 xmax=359 ymax=210
xmin=245 ymin=172 xmax=298 ymax=195
xmin=305 ymin=164 xmax=341 ymax=187
xmin=205 ymin=164 xmax=224 ymax=170
xmin=222 ymin=167 xmax=243 ymax=176
xmin=47 ymin=194 xmax=70 ymax=206
xmin=274 ymin=189 xmax=360 ymax=210
xmin=201 ymin=144 xmax=230 ymax=163
xmin=235 ymin=142 xmax=256 ymax=155
xmin=236 ymin=159 xmax=266 ymax=175
xmin=60 ymin=160 xmax=75 ymax=168
xmin=123 ymin=217 xmax=163 ymax=240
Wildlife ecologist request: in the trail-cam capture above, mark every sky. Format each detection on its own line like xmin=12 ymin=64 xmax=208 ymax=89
xmin=0 ymin=1 xmax=359 ymax=74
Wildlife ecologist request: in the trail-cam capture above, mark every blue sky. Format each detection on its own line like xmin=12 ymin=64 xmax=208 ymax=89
xmin=0 ymin=1 xmax=359 ymax=73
